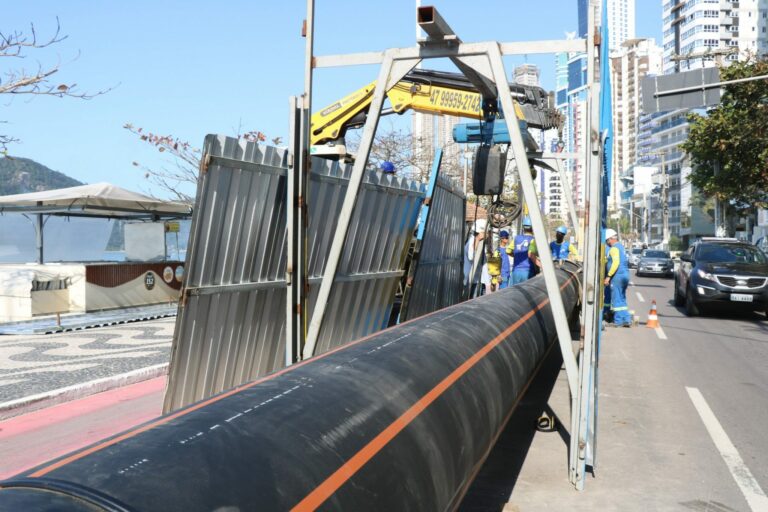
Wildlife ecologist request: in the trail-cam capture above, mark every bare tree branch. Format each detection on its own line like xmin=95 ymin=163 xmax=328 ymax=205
xmin=125 ymin=124 xmax=281 ymax=204
xmin=345 ymin=120 xmax=465 ymax=184
xmin=0 ymin=17 xmax=66 ymax=57
xmin=1 ymin=19 xmax=113 ymax=151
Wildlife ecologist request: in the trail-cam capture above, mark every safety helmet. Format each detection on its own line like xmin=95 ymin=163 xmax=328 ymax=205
xmin=473 ymin=219 xmax=487 ymax=234
xmin=380 ymin=161 xmax=395 ymax=173
xmin=500 ymin=230 xmax=510 ymax=238
xmin=522 ymin=216 xmax=532 ymax=228
xmin=556 ymin=226 xmax=568 ymax=235
xmin=604 ymin=228 xmax=618 ymax=241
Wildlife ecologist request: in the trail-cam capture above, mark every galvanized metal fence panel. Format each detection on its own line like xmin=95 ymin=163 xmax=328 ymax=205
xmin=402 ymin=175 xmax=465 ymax=320
xmin=164 ymin=135 xmax=423 ymax=412
xmin=164 ymin=136 xmax=289 ymax=412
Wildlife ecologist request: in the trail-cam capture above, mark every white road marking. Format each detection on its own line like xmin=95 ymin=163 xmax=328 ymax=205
xmin=636 ymin=292 xmax=645 ymax=303
xmin=629 ymin=281 xmax=636 ymax=286
xmin=686 ymin=387 xmax=768 ymax=512
xmin=655 ymin=327 xmax=667 ymax=340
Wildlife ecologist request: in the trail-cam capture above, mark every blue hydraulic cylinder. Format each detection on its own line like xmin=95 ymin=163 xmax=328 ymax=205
xmin=453 ymin=120 xmax=537 ymax=151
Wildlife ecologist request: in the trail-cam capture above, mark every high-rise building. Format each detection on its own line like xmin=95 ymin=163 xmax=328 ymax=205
xmin=662 ymin=0 xmax=768 ymax=74
xmin=654 ymin=0 xmax=768 ymax=245
xmin=558 ymin=0 xmax=637 ymax=213
xmin=513 ymin=64 xmax=541 ymax=87
xmin=511 ymin=63 xmax=566 ymax=217
xmin=609 ymin=38 xmax=662 ymax=210
xmin=608 ymin=0 xmax=637 ymax=53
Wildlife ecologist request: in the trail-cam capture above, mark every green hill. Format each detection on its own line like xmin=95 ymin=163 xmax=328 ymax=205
xmin=0 ymin=156 xmax=84 ymax=195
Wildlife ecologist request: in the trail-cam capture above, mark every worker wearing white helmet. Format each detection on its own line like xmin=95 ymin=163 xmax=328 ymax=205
xmin=463 ymin=219 xmax=487 ymax=297
xmin=604 ymin=228 xmax=631 ymax=327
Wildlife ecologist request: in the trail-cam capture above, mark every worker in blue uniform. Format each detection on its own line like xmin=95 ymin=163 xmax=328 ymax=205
xmin=550 ymin=226 xmax=578 ymax=261
xmin=604 ymin=228 xmax=631 ymax=327
xmin=603 ymin=242 xmax=613 ymax=324
xmin=508 ymin=217 xmax=535 ymax=284
xmin=528 ymin=225 xmax=578 ymax=271
xmin=498 ymin=230 xmax=511 ymax=289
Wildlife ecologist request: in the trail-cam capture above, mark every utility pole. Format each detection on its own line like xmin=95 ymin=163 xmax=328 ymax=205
xmin=463 ymin=148 xmax=472 ymax=195
xmin=661 ymin=151 xmax=669 ymax=250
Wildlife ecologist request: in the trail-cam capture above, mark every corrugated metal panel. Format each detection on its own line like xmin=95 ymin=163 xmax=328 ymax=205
xmin=164 ymin=135 xmax=424 ymax=412
xmin=307 ymin=167 xmax=423 ymax=354
xmin=404 ymin=175 xmax=465 ymax=319
xmin=165 ymin=135 xmax=289 ymax=411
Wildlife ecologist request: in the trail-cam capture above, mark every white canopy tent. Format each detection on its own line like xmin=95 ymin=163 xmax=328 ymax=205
xmin=0 ymin=183 xmax=192 ymax=263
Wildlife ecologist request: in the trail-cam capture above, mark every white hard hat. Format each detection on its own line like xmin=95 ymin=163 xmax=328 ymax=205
xmin=473 ymin=219 xmax=487 ymax=233
xmin=604 ymin=228 xmax=618 ymax=241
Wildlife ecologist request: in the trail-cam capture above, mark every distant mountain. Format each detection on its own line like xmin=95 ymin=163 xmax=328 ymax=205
xmin=0 ymin=156 xmax=84 ymax=195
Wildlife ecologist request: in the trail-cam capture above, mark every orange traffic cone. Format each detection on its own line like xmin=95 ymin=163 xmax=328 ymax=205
xmin=646 ymin=300 xmax=659 ymax=328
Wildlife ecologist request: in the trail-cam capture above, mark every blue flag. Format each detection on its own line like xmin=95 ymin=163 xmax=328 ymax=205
xmin=599 ymin=0 xmax=613 ymax=222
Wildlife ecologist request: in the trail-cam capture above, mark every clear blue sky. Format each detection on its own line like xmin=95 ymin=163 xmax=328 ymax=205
xmin=3 ymin=1 xmax=661 ymax=198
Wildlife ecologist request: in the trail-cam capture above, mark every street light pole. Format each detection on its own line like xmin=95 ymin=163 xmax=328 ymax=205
xmin=616 ymin=206 xmax=645 ymax=243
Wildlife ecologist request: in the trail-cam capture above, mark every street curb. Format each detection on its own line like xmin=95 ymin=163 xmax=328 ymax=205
xmin=0 ymin=363 xmax=169 ymax=421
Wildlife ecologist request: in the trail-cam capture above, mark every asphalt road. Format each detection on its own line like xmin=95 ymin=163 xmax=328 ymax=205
xmin=629 ymin=270 xmax=768 ymax=508
xmin=463 ymin=270 xmax=768 ymax=511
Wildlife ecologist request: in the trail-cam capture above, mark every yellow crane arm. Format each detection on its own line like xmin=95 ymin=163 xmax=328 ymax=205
xmin=310 ymin=70 xmax=550 ymax=148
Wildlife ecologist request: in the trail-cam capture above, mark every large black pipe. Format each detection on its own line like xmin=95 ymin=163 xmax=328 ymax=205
xmin=0 ymin=263 xmax=581 ymax=512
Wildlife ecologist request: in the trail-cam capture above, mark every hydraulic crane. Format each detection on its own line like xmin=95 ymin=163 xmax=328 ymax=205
xmin=310 ymin=68 xmax=561 ymax=158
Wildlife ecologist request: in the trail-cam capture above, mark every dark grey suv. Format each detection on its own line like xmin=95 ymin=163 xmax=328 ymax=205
xmin=674 ymin=238 xmax=768 ymax=317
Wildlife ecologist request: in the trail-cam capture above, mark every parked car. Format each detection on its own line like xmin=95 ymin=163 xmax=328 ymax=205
xmin=628 ymin=247 xmax=643 ymax=268
xmin=636 ymin=250 xmax=674 ymax=278
xmin=756 ymin=236 xmax=768 ymax=254
xmin=674 ymin=238 xmax=768 ymax=317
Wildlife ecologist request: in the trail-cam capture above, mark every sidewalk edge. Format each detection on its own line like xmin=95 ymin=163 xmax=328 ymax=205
xmin=0 ymin=363 xmax=169 ymax=421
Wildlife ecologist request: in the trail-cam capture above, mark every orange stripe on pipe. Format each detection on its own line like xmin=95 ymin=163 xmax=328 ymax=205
xmin=291 ymin=277 xmax=573 ymax=511
xmin=22 ymin=282 xmax=488 ymax=478
xmin=26 ymin=275 xmax=574 ymax=492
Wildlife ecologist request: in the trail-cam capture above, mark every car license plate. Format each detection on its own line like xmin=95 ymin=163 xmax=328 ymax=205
xmin=730 ymin=293 xmax=753 ymax=302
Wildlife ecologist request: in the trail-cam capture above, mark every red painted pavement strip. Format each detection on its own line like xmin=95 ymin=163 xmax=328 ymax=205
xmin=0 ymin=376 xmax=165 ymax=479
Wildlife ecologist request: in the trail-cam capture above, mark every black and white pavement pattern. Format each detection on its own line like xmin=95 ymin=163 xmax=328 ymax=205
xmin=0 ymin=318 xmax=174 ymax=403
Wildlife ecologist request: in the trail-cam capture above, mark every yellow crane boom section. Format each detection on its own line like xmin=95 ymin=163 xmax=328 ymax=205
xmin=310 ymin=79 xmax=528 ymax=147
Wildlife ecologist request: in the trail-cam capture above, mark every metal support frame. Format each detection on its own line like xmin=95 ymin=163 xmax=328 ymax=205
xmin=35 ymin=212 xmax=44 ymax=264
xmin=303 ymin=51 xmax=416 ymax=359
xmin=555 ymin=159 xmax=581 ymax=244
xmin=528 ymin=155 xmax=581 ymax=245
xmin=303 ymin=40 xmax=586 ymax=360
xmin=298 ymin=3 xmax=604 ymax=491
xmin=21 ymin=211 xmax=48 ymax=264
xmin=486 ymin=43 xmax=579 ymax=398
xmin=303 ymin=40 xmax=581 ymax=378
xmin=570 ymin=0 xmax=604 ymax=489
xmin=286 ymin=0 xmax=314 ymax=365
xmin=286 ymin=96 xmax=306 ymax=366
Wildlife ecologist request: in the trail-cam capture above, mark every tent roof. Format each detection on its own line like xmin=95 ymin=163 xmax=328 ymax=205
xmin=0 ymin=182 xmax=192 ymax=219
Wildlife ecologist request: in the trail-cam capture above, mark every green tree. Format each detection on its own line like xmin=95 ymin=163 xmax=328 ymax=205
xmin=681 ymin=58 xmax=768 ymax=210
xmin=607 ymin=214 xmax=631 ymax=240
